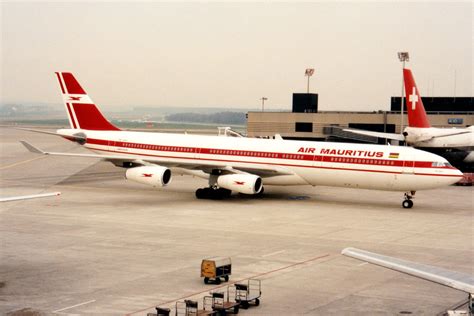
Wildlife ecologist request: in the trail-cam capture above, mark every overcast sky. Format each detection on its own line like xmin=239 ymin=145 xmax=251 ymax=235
xmin=1 ymin=1 xmax=472 ymax=111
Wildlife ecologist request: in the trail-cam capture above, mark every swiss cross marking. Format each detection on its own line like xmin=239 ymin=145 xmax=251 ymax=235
xmin=409 ymin=87 xmax=418 ymax=110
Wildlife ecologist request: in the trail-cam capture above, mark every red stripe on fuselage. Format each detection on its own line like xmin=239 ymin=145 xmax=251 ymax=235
xmin=83 ymin=138 xmax=458 ymax=176
xmin=85 ymin=146 xmax=459 ymax=178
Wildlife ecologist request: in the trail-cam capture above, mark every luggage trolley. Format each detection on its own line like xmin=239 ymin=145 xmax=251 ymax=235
xmin=233 ymin=279 xmax=261 ymax=309
xmin=203 ymin=292 xmax=240 ymax=315
xmin=175 ymin=299 xmax=216 ymax=316
xmin=201 ymin=257 xmax=231 ymax=284
xmin=147 ymin=307 xmax=171 ymax=316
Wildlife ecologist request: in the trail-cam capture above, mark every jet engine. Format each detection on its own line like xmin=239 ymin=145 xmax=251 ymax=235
xmin=125 ymin=166 xmax=171 ymax=187
xmin=217 ymin=174 xmax=262 ymax=195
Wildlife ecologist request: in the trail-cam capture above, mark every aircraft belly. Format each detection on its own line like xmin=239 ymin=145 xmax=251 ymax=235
xmin=302 ymin=167 xmax=459 ymax=191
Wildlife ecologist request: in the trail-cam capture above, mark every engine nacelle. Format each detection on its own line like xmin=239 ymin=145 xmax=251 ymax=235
xmin=217 ymin=174 xmax=262 ymax=195
xmin=125 ymin=166 xmax=171 ymax=187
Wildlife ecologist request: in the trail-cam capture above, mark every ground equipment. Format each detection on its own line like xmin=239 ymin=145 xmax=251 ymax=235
xmin=175 ymin=299 xmax=216 ymax=316
xmin=232 ymin=279 xmax=262 ymax=309
xmin=203 ymin=292 xmax=239 ymax=315
xmin=201 ymin=257 xmax=231 ymax=284
xmin=147 ymin=307 xmax=170 ymax=316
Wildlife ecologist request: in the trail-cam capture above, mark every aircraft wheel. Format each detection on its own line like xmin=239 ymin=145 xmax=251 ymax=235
xmin=402 ymin=199 xmax=413 ymax=209
xmin=215 ymin=278 xmax=221 ymax=284
xmin=220 ymin=188 xmax=232 ymax=198
xmin=196 ymin=188 xmax=205 ymax=199
xmin=255 ymin=298 xmax=260 ymax=306
xmin=224 ymin=275 xmax=229 ymax=282
xmin=204 ymin=277 xmax=209 ymax=284
xmin=209 ymin=188 xmax=223 ymax=200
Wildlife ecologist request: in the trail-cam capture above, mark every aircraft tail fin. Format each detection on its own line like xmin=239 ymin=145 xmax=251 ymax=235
xmin=403 ymin=69 xmax=431 ymax=128
xmin=54 ymin=72 xmax=120 ymax=131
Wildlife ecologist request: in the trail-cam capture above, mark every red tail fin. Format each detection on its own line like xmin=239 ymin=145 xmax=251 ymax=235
xmin=403 ymin=69 xmax=431 ymax=128
xmin=55 ymin=72 xmax=120 ymax=131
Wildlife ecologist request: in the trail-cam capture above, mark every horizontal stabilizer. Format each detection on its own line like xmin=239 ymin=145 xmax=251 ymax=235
xmin=15 ymin=127 xmax=61 ymax=136
xmin=342 ymin=247 xmax=474 ymax=294
xmin=20 ymin=141 xmax=45 ymax=154
xmin=343 ymin=129 xmax=405 ymax=141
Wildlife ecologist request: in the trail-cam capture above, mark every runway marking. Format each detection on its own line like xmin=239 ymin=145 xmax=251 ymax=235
xmin=0 ymin=156 xmax=46 ymax=170
xmin=125 ymin=253 xmax=331 ymax=316
xmin=52 ymin=299 xmax=96 ymax=313
xmin=262 ymin=250 xmax=286 ymax=257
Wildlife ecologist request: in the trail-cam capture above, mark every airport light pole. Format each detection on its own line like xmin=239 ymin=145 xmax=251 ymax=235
xmin=398 ymin=52 xmax=409 ymax=133
xmin=305 ymin=68 xmax=315 ymax=93
xmin=261 ymin=97 xmax=268 ymax=112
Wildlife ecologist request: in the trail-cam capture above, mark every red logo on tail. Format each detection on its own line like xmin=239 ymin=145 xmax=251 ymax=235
xmin=69 ymin=96 xmax=82 ymax=101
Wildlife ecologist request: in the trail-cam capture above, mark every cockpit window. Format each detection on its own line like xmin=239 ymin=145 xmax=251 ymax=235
xmin=432 ymin=161 xmax=451 ymax=167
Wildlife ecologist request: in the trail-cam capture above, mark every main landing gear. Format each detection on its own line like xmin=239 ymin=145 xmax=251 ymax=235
xmin=402 ymin=191 xmax=416 ymax=209
xmin=195 ymin=187 xmax=232 ymax=199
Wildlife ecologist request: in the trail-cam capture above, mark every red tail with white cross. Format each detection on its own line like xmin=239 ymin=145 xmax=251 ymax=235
xmin=55 ymin=72 xmax=120 ymax=131
xmin=403 ymin=68 xmax=431 ymax=128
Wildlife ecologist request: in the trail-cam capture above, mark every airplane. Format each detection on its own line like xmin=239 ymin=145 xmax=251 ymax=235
xmin=0 ymin=192 xmax=61 ymax=203
xmin=345 ymin=68 xmax=474 ymax=169
xmin=19 ymin=72 xmax=463 ymax=208
xmin=342 ymin=247 xmax=473 ymax=314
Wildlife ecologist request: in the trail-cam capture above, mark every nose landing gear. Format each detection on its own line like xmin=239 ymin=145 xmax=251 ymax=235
xmin=402 ymin=191 xmax=416 ymax=208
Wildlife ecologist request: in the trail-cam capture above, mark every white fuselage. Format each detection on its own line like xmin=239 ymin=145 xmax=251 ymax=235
xmin=404 ymin=126 xmax=474 ymax=162
xmin=58 ymin=129 xmax=463 ymax=192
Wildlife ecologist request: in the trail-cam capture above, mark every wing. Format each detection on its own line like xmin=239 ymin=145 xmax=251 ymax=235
xmin=20 ymin=141 xmax=295 ymax=178
xmin=343 ymin=129 xmax=405 ymax=141
xmin=342 ymin=247 xmax=474 ymax=294
xmin=0 ymin=192 xmax=61 ymax=203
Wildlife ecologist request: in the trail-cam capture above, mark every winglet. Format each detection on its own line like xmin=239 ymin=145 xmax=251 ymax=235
xmin=20 ymin=141 xmax=46 ymax=154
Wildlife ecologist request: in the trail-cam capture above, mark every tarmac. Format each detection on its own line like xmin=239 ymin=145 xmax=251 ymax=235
xmin=1 ymin=128 xmax=473 ymax=315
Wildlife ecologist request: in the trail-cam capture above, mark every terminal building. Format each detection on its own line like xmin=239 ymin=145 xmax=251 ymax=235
xmin=247 ymin=93 xmax=473 ymax=144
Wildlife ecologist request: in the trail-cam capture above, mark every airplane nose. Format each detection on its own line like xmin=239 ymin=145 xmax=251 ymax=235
xmin=451 ymin=168 xmax=464 ymax=184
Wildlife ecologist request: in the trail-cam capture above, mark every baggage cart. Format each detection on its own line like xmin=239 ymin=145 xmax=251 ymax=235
xmin=233 ymin=279 xmax=261 ymax=309
xmin=147 ymin=307 xmax=170 ymax=316
xmin=203 ymin=292 xmax=239 ymax=315
xmin=201 ymin=257 xmax=231 ymax=284
xmin=175 ymin=299 xmax=216 ymax=316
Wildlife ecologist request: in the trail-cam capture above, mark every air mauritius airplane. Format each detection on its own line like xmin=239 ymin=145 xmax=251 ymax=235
xmin=21 ymin=72 xmax=463 ymax=208
xmin=346 ymin=69 xmax=474 ymax=168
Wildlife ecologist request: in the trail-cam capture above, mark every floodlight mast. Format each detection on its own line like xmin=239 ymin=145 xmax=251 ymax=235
xmin=398 ymin=52 xmax=409 ymax=134
xmin=261 ymin=97 xmax=268 ymax=112
xmin=305 ymin=68 xmax=314 ymax=93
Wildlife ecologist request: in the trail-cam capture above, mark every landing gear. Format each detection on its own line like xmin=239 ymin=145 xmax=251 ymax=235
xmin=402 ymin=199 xmax=413 ymax=209
xmin=195 ymin=187 xmax=231 ymax=199
xmin=402 ymin=191 xmax=416 ymax=209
